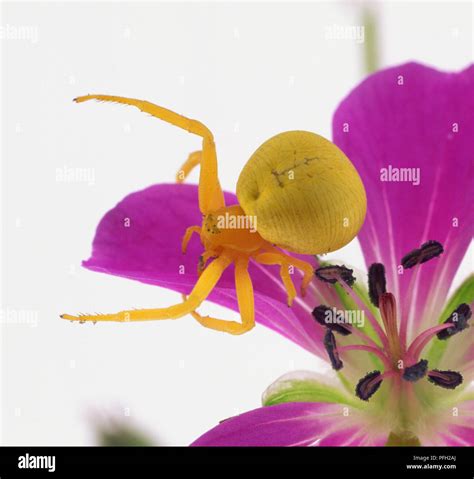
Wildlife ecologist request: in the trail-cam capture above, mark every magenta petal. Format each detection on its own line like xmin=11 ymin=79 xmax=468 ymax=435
xmin=318 ymin=427 xmax=386 ymax=447
xmin=83 ymin=183 xmax=326 ymax=355
xmin=191 ymin=402 xmax=346 ymax=446
xmin=441 ymin=425 xmax=474 ymax=446
xmin=333 ymin=62 xmax=474 ymax=334
xmin=437 ymin=400 xmax=474 ymax=446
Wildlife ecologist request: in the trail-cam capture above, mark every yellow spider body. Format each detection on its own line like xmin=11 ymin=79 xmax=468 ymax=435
xmin=200 ymin=205 xmax=267 ymax=254
xmin=61 ymin=95 xmax=366 ymax=335
xmin=237 ymin=130 xmax=366 ymax=254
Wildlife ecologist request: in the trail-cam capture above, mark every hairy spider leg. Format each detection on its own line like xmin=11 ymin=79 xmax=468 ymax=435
xmin=61 ymin=255 xmax=232 ymax=323
xmin=74 ymin=95 xmax=224 ymax=214
xmin=186 ymin=257 xmax=255 ymax=335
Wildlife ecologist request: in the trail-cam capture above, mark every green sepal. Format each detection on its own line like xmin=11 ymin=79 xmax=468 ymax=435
xmin=262 ymin=372 xmax=360 ymax=408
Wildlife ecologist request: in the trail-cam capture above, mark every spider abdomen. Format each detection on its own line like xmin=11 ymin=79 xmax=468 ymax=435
xmin=236 ymin=130 xmax=367 ymax=254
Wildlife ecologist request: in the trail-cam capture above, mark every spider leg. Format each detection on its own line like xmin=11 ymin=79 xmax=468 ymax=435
xmin=187 ymin=257 xmax=255 ymax=335
xmin=181 ymin=225 xmax=202 ymax=254
xmin=74 ymin=95 xmax=224 ymax=214
xmin=254 ymin=253 xmax=297 ymax=306
xmin=198 ymin=250 xmax=217 ymax=275
xmin=261 ymin=247 xmax=314 ymax=297
xmin=176 ymin=151 xmax=202 ymax=183
xmin=60 ymin=255 xmax=232 ymax=323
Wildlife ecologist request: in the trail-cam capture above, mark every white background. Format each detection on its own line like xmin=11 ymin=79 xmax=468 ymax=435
xmin=1 ymin=0 xmax=472 ymax=445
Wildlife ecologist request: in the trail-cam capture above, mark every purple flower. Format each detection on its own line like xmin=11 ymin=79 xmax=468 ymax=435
xmin=74 ymin=62 xmax=473 ymax=445
xmin=190 ymin=63 xmax=474 ymax=446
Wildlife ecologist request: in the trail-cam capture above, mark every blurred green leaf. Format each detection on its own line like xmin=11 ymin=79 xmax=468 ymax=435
xmin=94 ymin=419 xmax=156 ymax=446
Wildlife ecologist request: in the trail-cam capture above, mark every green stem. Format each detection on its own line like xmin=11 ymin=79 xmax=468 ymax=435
xmin=362 ymin=6 xmax=379 ymax=75
xmin=386 ymin=431 xmax=421 ymax=447
xmin=385 ymin=379 xmax=421 ymax=446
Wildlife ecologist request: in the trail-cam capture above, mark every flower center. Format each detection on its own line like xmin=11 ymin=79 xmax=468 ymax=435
xmin=312 ymin=241 xmax=471 ymax=405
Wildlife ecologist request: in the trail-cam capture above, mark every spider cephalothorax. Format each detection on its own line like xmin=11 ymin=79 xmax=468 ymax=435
xmin=61 ymin=95 xmax=366 ymax=334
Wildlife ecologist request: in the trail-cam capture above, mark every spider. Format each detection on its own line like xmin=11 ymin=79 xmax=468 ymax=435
xmin=61 ymin=95 xmax=366 ymax=334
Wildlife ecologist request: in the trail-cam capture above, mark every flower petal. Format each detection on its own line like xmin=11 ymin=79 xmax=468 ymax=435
xmin=419 ymin=399 xmax=474 ymax=446
xmin=192 ymin=401 xmax=388 ymax=446
xmin=319 ymin=426 xmax=387 ymax=446
xmin=440 ymin=425 xmax=474 ymax=446
xmin=83 ymin=183 xmax=331 ymax=356
xmin=333 ymin=62 xmax=474 ymax=339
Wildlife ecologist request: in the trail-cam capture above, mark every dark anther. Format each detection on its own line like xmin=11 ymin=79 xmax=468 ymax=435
xmin=315 ymin=265 xmax=355 ymax=287
xmin=427 ymin=370 xmax=463 ymax=389
xmin=401 ymin=240 xmax=444 ymax=269
xmin=323 ymin=329 xmax=343 ymax=371
xmin=355 ymin=370 xmax=382 ymax=401
xmin=368 ymin=263 xmax=386 ymax=307
xmin=436 ymin=303 xmax=472 ymax=340
xmin=402 ymin=359 xmax=428 ymax=382
xmin=312 ymin=305 xmax=351 ymax=336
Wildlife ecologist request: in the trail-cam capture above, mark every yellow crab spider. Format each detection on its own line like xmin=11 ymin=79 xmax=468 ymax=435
xmin=61 ymin=95 xmax=366 ymax=334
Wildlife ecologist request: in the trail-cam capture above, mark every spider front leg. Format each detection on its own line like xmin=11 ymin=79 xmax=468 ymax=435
xmin=186 ymin=257 xmax=255 ymax=335
xmin=181 ymin=225 xmax=202 ymax=254
xmin=61 ymin=255 xmax=232 ymax=323
xmin=180 ymin=226 xmax=218 ymax=275
xmin=74 ymin=95 xmax=224 ymax=214
xmin=176 ymin=151 xmax=202 ymax=183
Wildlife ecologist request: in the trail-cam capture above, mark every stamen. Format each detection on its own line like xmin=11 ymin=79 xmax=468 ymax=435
xmin=379 ymin=292 xmax=402 ymax=360
xmin=312 ymin=305 xmax=384 ymax=351
xmin=315 ymin=264 xmax=388 ymax=349
xmin=402 ymin=359 xmax=428 ymax=382
xmin=406 ymin=323 xmax=452 ymax=361
xmin=400 ymin=241 xmax=443 ymax=350
xmin=355 ymin=370 xmax=382 ymax=401
xmin=315 ymin=265 xmax=355 ymax=287
xmin=312 ymin=305 xmax=351 ymax=336
xmin=338 ymin=344 xmax=392 ymax=370
xmin=323 ymin=329 xmax=343 ymax=370
xmin=436 ymin=303 xmax=472 ymax=340
xmin=401 ymin=240 xmax=443 ymax=269
xmin=368 ymin=263 xmax=386 ymax=307
xmin=427 ymin=370 xmax=463 ymax=389
xmin=336 ymin=279 xmax=389 ymax=350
